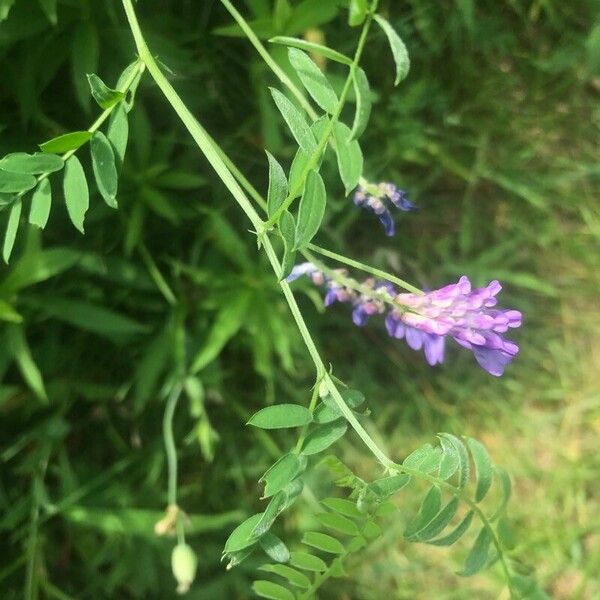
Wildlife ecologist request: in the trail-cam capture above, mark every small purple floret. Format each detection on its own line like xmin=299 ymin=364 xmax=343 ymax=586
xmin=353 ymin=181 xmax=416 ymax=236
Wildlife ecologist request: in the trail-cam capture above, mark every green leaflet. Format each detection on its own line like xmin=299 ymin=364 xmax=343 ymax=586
xmin=301 ymin=419 xmax=347 ymax=455
xmin=405 ymin=497 xmax=460 ymax=542
xmin=373 ymin=14 xmax=410 ymax=85
xmin=467 ymin=437 xmax=493 ymax=502
xmin=28 ymin=176 xmax=53 ymax=230
xmin=350 ymin=67 xmax=371 ymax=140
xmin=40 ymin=131 xmax=92 ymax=154
xmin=270 ymin=36 xmax=352 ymax=65
xmin=458 ymin=526 xmax=494 ymax=576
xmin=107 ymin=104 xmax=129 ymax=167
xmin=427 ymin=510 xmax=474 ymax=547
xmin=223 ymin=513 xmax=263 ymax=554
xmin=439 ymin=433 xmax=470 ymax=488
xmin=87 ymin=73 xmax=125 ymax=109
xmin=316 ymin=511 xmax=359 ymax=536
xmin=266 ymin=150 xmax=288 ymax=216
xmin=321 ymin=497 xmax=363 ymax=518
xmin=252 ymin=580 xmax=295 ymax=600
xmin=2 ymin=198 xmax=21 ymax=263
xmin=260 ymin=452 xmax=305 ymax=498
xmin=0 ymin=152 xmax=64 ymax=174
xmin=90 ymin=131 xmax=119 ymax=208
xmin=63 ymin=156 xmax=89 ymax=233
xmin=270 ymin=88 xmax=316 ymax=153
xmin=348 ymin=0 xmax=368 ymax=26
xmin=289 ymin=551 xmax=327 ymax=572
xmin=247 ymin=404 xmax=313 ymax=429
xmin=278 ymin=210 xmax=296 ymax=280
xmin=0 ymin=169 xmax=37 ymax=194
xmin=333 ymin=122 xmax=363 ymax=194
xmin=301 ymin=531 xmax=345 ymax=554
xmin=404 ymin=485 xmax=441 ymax=539
xmin=294 ymin=169 xmax=326 ymax=249
xmin=259 ymin=563 xmax=311 ymax=589
xmin=259 ymin=534 xmax=291 ymax=564
xmin=287 ymin=47 xmax=338 ymax=114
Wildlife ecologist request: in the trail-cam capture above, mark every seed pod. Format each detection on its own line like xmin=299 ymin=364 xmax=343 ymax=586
xmin=171 ymin=543 xmax=197 ymax=594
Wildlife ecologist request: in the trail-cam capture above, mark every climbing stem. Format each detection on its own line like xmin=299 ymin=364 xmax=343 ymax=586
xmin=219 ymin=0 xmax=318 ymax=120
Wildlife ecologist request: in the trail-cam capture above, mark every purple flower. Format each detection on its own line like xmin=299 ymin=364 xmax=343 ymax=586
xmin=353 ymin=181 xmax=417 ymax=236
xmin=387 ymin=276 xmax=522 ymax=376
xmin=287 ymin=265 xmax=522 ymax=377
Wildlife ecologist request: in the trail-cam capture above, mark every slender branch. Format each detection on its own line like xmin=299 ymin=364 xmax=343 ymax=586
xmin=308 ymin=243 xmax=424 ymax=295
xmin=219 ymin=0 xmax=318 ymax=120
xmin=163 ymin=383 xmax=183 ymax=508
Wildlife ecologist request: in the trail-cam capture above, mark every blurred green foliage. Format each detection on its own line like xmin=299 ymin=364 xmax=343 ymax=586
xmin=0 ymin=0 xmax=598 ymax=598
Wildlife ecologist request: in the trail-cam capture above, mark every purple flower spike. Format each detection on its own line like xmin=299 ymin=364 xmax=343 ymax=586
xmin=287 ymin=264 xmax=522 ymax=377
xmin=389 ymin=276 xmax=522 ymax=376
xmin=353 ymin=180 xmax=416 ymax=236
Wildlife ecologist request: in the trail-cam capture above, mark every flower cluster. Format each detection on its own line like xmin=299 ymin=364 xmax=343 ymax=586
xmin=353 ymin=180 xmax=416 ymax=236
xmin=288 ymin=264 xmax=522 ymax=376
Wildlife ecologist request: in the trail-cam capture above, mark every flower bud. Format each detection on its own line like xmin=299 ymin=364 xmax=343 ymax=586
xmin=318 ymin=380 xmax=329 ymax=398
xmin=171 ymin=543 xmax=197 ymax=594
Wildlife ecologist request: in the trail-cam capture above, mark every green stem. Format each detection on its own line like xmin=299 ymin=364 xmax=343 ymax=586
xmin=261 ymin=6 xmax=378 ymax=232
xmin=294 ymin=380 xmax=321 ymax=453
xmin=219 ymin=0 xmax=318 ymax=120
xmin=163 ymin=383 xmax=183 ymax=508
xmin=308 ymin=243 xmax=424 ymax=295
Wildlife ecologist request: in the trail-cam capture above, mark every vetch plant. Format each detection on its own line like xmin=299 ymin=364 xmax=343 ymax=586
xmin=0 ymin=0 xmax=546 ymax=597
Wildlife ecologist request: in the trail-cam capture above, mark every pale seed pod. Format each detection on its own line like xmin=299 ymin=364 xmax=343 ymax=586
xmin=171 ymin=543 xmax=197 ymax=594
